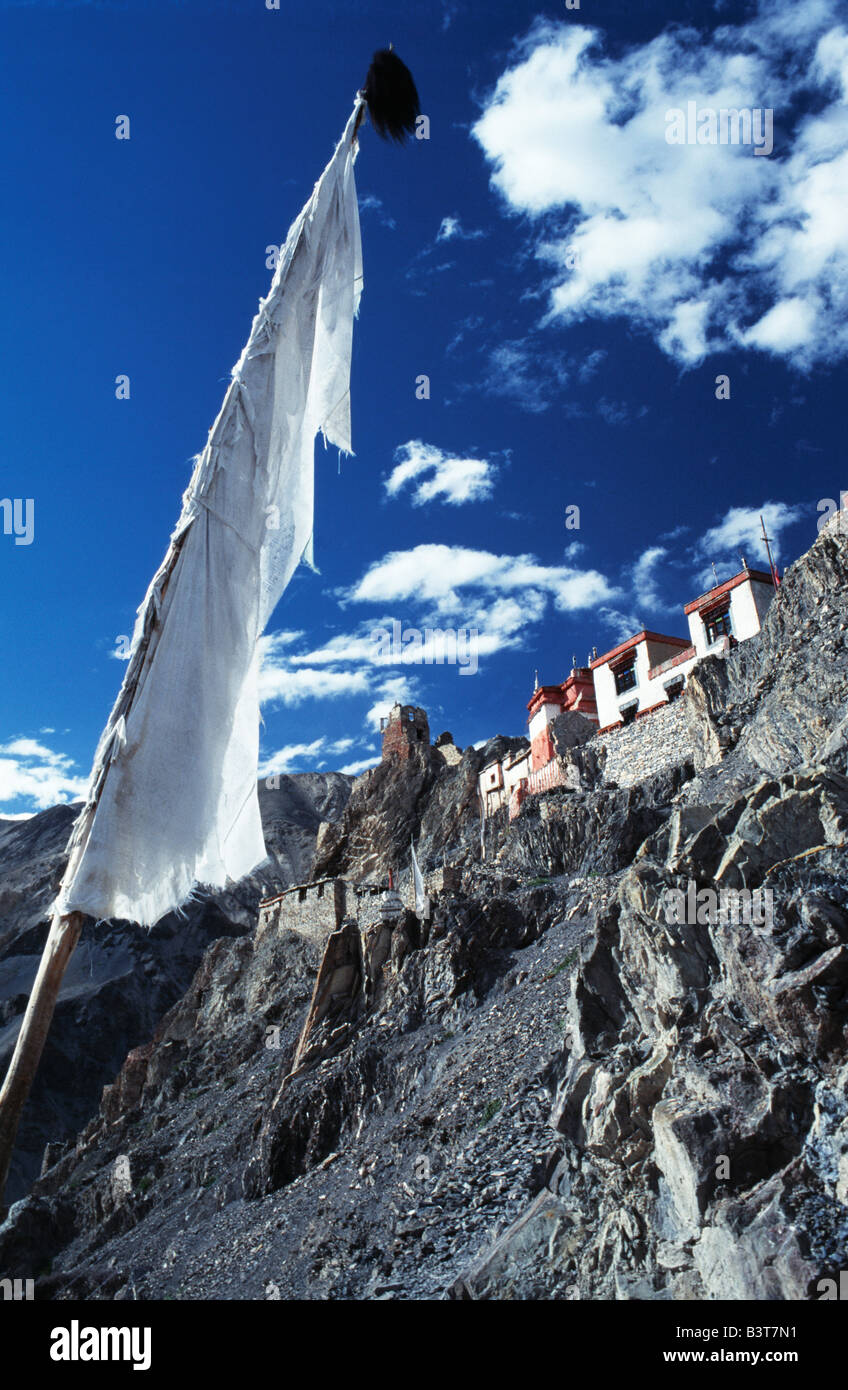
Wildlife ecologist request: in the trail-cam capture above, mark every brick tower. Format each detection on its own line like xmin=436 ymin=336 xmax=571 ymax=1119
xmin=380 ymin=704 xmax=430 ymax=761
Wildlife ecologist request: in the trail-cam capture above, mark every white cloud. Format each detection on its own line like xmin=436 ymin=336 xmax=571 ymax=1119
xmin=288 ymin=632 xmax=380 ymax=667
xmin=481 ymin=340 xmax=569 ymax=413
xmin=339 ymin=756 xmax=380 ymax=777
xmin=351 ymin=543 xmax=614 ymax=618
xmin=437 ymin=215 xmax=487 ymax=242
xmin=257 ymin=543 xmax=613 ymax=712
xmin=258 ymin=662 xmax=370 ymax=708
xmin=259 ymin=630 xmax=305 ymax=656
xmin=365 ymin=676 xmax=420 ymax=732
xmin=0 ymin=737 xmax=87 ymax=812
xmin=359 ymin=193 xmax=396 ymax=230
xmin=385 ymin=440 xmax=497 ymax=507
xmin=258 ymin=622 xmax=425 ymax=724
xmin=578 ymin=348 xmax=608 ymax=382
xmin=476 ymin=339 xmax=621 ymax=416
xmin=472 ymin=2 xmax=848 ymax=367
xmin=740 ymin=297 xmax=818 ymax=354
xmin=259 ymin=738 xmax=327 ymax=776
xmin=257 ymin=631 xmax=372 ymax=708
xmin=695 ymin=500 xmax=804 ymax=573
xmin=631 ymin=546 xmax=671 ymax=612
xmin=446 ymin=314 xmax=484 ymax=356
xmin=598 ymin=607 xmax=646 ymax=644
xmin=259 ymin=735 xmax=364 ymax=776
xmin=2 ymin=738 xmax=55 ymax=759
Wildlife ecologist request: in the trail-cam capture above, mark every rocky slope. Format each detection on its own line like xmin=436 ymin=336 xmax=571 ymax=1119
xmin=0 ymin=523 xmax=846 ymax=1300
xmin=0 ymin=772 xmax=352 ymax=1204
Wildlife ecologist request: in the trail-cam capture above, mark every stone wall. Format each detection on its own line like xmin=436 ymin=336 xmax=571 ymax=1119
xmin=426 ymin=864 xmax=462 ymax=896
xmin=481 ymin=701 xmax=699 ymax=813
xmin=381 ymin=705 xmax=430 ymax=762
xmin=595 ymin=697 xmax=695 ymax=788
xmin=258 ymin=878 xmax=388 ymax=943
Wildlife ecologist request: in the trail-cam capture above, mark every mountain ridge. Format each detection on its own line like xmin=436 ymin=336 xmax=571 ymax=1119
xmin=0 ymin=522 xmax=846 ymax=1299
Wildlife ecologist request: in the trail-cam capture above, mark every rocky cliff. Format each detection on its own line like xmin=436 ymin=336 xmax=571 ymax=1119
xmin=0 ymin=524 xmax=846 ymax=1300
xmin=0 ymin=772 xmax=352 ymax=1204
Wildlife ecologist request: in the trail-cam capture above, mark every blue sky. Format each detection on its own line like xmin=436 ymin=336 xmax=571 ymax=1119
xmin=1 ymin=0 xmax=846 ymax=812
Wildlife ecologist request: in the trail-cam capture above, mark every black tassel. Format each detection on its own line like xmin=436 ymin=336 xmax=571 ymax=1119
xmin=362 ymin=49 xmax=421 ymax=143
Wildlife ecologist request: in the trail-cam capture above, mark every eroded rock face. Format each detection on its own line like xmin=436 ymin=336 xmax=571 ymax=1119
xmin=682 ymin=526 xmax=848 ymax=788
xmin=1 ymin=526 xmax=847 ymax=1301
xmin=0 ymin=772 xmax=353 ymax=1204
xmin=549 ymin=711 xmax=596 ymax=755
xmin=456 ymin=761 xmax=848 ymax=1301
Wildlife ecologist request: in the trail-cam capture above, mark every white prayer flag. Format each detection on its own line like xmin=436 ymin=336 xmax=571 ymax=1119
xmin=58 ymin=99 xmax=365 ymax=928
xmin=411 ymin=838 xmax=429 ymax=920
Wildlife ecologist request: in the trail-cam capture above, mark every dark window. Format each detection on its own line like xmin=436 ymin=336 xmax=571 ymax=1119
xmin=620 ymin=703 xmax=638 ymax=725
xmin=664 ymin=678 xmax=685 ymax=702
xmin=703 ymin=606 xmax=732 ymax=644
xmin=614 ymin=661 xmax=637 ymax=694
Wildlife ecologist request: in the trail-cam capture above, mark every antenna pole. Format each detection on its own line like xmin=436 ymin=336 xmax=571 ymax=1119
xmin=760 ymin=514 xmax=781 ymax=590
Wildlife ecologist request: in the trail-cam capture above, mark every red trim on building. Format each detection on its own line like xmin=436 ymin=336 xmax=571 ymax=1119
xmin=590 ymin=630 xmax=691 ymax=670
xmin=526 ymin=670 xmax=599 ymax=727
xmin=647 ymin=645 xmax=696 ymax=680
xmin=699 ymin=599 xmax=732 ymax=633
xmin=526 ymin=685 xmax=567 ymax=717
xmin=683 ymin=568 xmax=774 ymax=616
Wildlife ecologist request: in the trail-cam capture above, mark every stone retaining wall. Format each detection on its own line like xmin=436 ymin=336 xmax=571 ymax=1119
xmin=258 ymin=878 xmax=387 ymax=941
xmin=595 ymin=699 xmax=695 ymax=788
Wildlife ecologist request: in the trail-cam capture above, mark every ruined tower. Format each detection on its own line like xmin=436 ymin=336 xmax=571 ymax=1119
xmin=380 ymin=703 xmax=430 ymax=762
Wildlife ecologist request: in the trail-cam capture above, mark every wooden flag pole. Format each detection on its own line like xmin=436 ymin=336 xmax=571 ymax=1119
xmin=0 ymin=45 xmax=421 ymax=1217
xmin=0 ymin=909 xmax=84 ymax=1208
xmin=0 ymin=469 xmax=194 ymax=1212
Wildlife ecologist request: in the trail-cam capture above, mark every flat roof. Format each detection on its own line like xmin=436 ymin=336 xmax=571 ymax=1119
xmin=590 ymin=629 xmax=692 ymax=669
xmin=526 ymin=670 xmax=595 ymax=713
xmin=526 ymin=683 xmax=567 ymax=713
xmin=684 ymin=568 xmax=774 ymax=615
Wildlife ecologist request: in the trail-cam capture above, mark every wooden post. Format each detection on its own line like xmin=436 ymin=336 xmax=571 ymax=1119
xmin=0 ymin=909 xmax=83 ymax=1211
